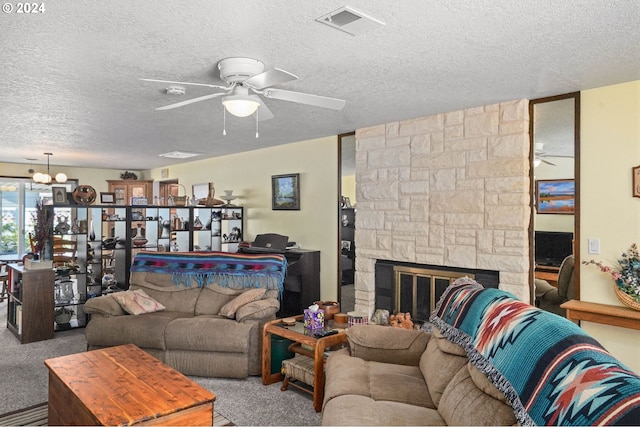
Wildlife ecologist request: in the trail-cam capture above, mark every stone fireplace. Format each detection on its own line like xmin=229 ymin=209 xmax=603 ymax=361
xmin=375 ymin=260 xmax=499 ymax=323
xmin=353 ymin=99 xmax=530 ymax=316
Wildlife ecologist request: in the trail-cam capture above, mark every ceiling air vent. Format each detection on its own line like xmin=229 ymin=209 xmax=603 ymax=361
xmin=316 ymin=6 xmax=384 ymax=36
xmin=159 ymin=151 xmax=201 ymax=159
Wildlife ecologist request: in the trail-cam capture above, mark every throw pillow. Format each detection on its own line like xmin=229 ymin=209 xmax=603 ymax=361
xmin=218 ymin=288 xmax=266 ymax=319
xmin=113 ymin=289 xmax=166 ymax=315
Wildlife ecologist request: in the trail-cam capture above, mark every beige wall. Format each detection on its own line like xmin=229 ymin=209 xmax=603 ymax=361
xmin=580 ymin=80 xmax=640 ymax=372
xmin=146 ymin=136 xmax=340 ymax=301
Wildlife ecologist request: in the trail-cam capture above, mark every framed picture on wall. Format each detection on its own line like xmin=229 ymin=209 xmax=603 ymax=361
xmin=536 ymin=179 xmax=575 ymax=214
xmin=52 ymin=186 xmax=67 ymax=206
xmin=100 ymin=192 xmax=115 ymax=204
xmin=633 ymin=165 xmax=640 ymax=198
xmin=271 ymin=173 xmax=300 ymax=210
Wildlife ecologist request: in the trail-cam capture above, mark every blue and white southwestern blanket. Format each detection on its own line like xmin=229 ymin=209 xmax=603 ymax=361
xmin=429 ymin=278 xmax=640 ymax=426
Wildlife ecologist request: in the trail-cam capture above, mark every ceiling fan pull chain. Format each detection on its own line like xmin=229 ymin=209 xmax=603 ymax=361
xmin=222 ymin=108 xmax=227 ymax=136
xmin=255 ymin=109 xmax=259 ymax=138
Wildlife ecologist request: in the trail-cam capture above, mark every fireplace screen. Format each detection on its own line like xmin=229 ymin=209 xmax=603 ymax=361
xmin=394 ymin=266 xmax=473 ymax=323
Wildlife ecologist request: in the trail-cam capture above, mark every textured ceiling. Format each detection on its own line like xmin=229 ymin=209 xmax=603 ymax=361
xmin=1 ymin=1 xmax=638 ymax=170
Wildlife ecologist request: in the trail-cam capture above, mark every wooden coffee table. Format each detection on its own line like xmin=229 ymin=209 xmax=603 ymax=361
xmin=44 ymin=344 xmax=216 ymax=426
xmin=262 ymin=315 xmax=347 ymax=412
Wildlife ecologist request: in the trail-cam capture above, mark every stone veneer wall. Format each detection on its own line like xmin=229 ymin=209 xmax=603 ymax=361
xmin=354 ymin=99 xmax=530 ymax=315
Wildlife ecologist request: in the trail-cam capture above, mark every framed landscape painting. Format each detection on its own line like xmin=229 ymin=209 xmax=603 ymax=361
xmin=271 ymin=173 xmax=300 ymax=210
xmin=536 ymin=179 xmax=575 ymax=214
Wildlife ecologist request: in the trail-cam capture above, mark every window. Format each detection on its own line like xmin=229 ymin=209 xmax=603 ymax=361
xmin=0 ymin=178 xmax=75 ymax=257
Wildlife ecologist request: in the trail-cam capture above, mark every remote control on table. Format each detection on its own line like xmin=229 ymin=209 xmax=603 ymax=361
xmin=314 ymin=330 xmax=338 ymax=338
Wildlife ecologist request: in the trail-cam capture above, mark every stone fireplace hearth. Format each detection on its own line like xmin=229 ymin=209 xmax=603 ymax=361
xmin=353 ymin=99 xmax=530 ymax=316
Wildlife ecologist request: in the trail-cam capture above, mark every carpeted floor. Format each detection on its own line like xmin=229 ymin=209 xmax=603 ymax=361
xmin=0 ymin=300 xmax=323 ymax=426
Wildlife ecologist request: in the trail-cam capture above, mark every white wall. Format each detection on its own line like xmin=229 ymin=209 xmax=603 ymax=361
xmin=580 ymin=80 xmax=640 ymax=372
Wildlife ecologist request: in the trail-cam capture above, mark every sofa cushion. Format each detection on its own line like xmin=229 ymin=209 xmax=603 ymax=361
xmin=438 ymin=363 xmax=516 ymax=426
xmin=164 ymin=316 xmax=252 ymax=353
xmin=129 ymin=272 xmax=201 ymax=313
xmin=84 ymin=311 xmax=193 ymax=350
xmin=112 ymin=289 xmax=166 ymax=315
xmin=83 ymin=294 xmax=127 ymax=317
xmin=467 ymin=362 xmax=508 ymax=403
xmin=194 ymin=283 xmax=245 ymax=315
xmin=323 ymin=348 xmax=434 ymax=410
xmin=218 ymin=288 xmax=266 ymax=318
xmin=322 ymin=395 xmax=446 ymax=426
xmin=419 ymin=333 xmax=469 ymax=407
xmin=236 ymin=298 xmax=279 ymax=322
xmin=347 ymin=325 xmax=430 ymax=366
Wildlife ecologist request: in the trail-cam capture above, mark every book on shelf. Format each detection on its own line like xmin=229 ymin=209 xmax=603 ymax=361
xmin=16 ymin=305 xmax=22 ymax=335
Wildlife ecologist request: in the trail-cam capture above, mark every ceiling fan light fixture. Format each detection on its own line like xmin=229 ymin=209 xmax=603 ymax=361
xmin=222 ymin=94 xmax=261 ymax=117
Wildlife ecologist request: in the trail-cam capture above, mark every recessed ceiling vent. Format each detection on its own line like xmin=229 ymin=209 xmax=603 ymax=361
xmin=316 ymin=6 xmax=385 ymax=36
xmin=159 ymin=151 xmax=201 ymax=159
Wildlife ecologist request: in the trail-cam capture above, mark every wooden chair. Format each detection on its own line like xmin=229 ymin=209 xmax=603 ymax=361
xmin=53 ymin=237 xmax=77 ymax=267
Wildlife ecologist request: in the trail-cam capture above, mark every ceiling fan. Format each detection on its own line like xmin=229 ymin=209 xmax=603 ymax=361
xmin=534 ymin=143 xmax=556 ymax=167
xmin=141 ymin=57 xmax=346 ymax=135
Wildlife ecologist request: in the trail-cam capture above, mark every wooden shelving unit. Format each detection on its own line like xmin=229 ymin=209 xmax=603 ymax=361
xmin=6 ymin=264 xmax=55 ymax=343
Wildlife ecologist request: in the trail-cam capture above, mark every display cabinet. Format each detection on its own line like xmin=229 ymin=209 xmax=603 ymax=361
xmin=107 ymin=180 xmax=153 ymax=205
xmin=6 ymin=264 xmax=55 ymax=343
xmin=52 ymin=204 xmax=244 ymax=291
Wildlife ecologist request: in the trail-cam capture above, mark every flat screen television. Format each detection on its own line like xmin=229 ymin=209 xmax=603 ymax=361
xmin=535 ymin=231 xmax=573 ymax=267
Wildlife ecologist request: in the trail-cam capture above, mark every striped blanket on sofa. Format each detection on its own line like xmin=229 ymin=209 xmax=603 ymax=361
xmin=429 ymin=278 xmax=640 ymax=426
xmin=130 ymin=251 xmax=287 ymax=293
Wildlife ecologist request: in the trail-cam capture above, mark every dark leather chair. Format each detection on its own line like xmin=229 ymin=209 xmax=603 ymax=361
xmin=535 ymin=255 xmax=575 ymax=317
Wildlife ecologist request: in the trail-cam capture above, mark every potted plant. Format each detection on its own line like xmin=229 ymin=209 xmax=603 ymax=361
xmin=584 ymin=243 xmax=640 ymax=310
xmin=26 ymin=198 xmax=53 ymax=267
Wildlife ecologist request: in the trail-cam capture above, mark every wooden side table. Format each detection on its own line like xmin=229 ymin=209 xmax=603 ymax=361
xmin=262 ymin=315 xmax=347 ymax=412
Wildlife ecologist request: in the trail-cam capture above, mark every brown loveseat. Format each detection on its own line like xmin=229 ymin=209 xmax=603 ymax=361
xmin=84 ymin=251 xmax=285 ymax=378
xmin=323 ymin=278 xmax=640 ymax=425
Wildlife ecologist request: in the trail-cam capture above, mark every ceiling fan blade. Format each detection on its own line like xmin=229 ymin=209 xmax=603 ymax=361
xmin=540 ymin=159 xmax=556 ymax=166
xmin=257 ymin=102 xmax=274 ymax=121
xmin=156 ymin=93 xmax=225 ymax=111
xmin=141 ymin=78 xmax=229 ymax=90
xmin=244 ymin=68 xmax=298 ymax=89
xmin=263 ymin=88 xmax=346 ymax=110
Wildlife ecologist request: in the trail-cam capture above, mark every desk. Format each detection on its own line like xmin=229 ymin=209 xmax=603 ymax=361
xmin=262 ymin=316 xmax=347 ymax=412
xmin=535 ymin=265 xmax=560 ymax=287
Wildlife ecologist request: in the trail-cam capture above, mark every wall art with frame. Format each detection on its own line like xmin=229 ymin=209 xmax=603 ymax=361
xmin=536 ymin=179 xmax=575 ymax=214
xmin=52 ymin=186 xmax=67 ymax=206
xmin=633 ymin=165 xmax=640 ymax=198
xmin=100 ymin=192 xmax=115 ymax=204
xmin=271 ymin=173 xmax=300 ymax=210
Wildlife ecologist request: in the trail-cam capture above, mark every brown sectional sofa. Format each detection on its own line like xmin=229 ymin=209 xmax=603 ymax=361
xmin=323 ymin=278 xmax=640 ymax=426
xmin=323 ymin=325 xmax=516 ymax=426
xmin=84 ymin=252 xmax=284 ymax=378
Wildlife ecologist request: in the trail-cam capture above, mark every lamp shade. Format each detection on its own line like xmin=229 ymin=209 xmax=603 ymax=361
xmin=55 ymin=172 xmax=68 ymax=183
xmin=222 ymin=95 xmax=260 ymax=117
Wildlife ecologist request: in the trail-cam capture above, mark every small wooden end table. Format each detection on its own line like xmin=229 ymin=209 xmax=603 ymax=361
xmin=262 ymin=315 xmax=347 ymax=412
xmin=45 ymin=344 xmax=216 ymax=426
